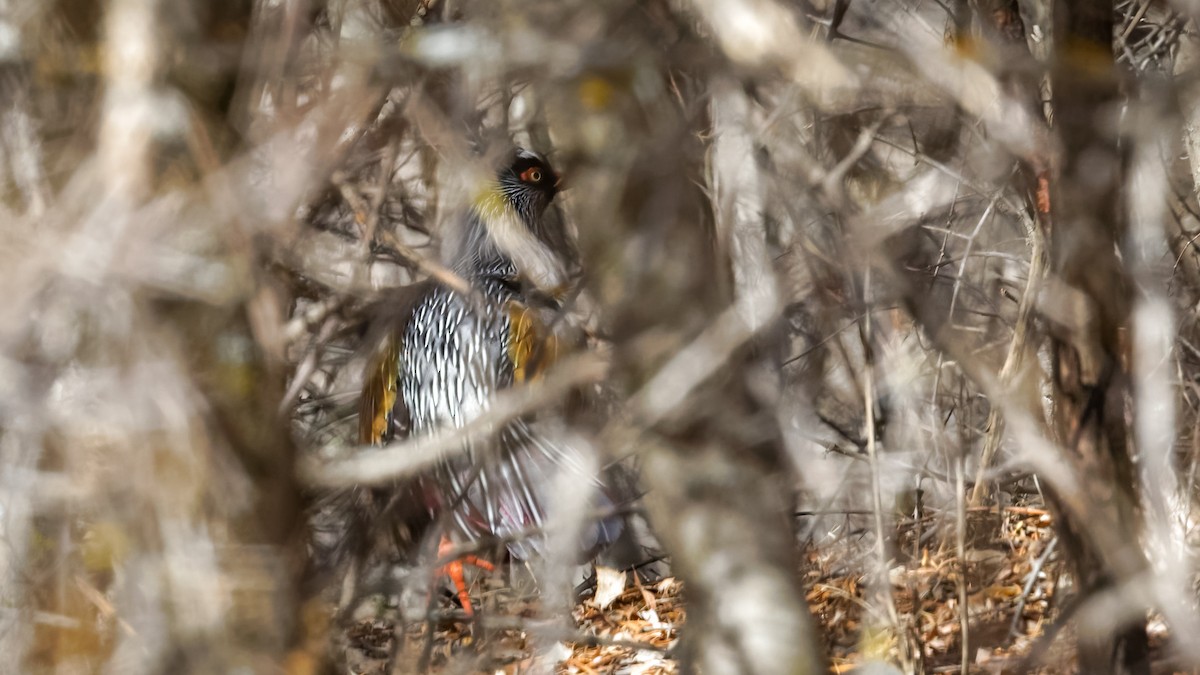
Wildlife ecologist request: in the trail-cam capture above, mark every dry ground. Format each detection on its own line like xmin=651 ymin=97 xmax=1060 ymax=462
xmin=326 ymin=498 xmax=1192 ymax=674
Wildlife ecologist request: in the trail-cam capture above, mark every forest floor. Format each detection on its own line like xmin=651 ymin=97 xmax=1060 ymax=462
xmin=336 ymin=501 xmax=1182 ymax=674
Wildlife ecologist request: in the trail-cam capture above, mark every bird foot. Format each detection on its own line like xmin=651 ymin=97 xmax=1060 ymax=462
xmin=437 ymin=536 xmax=494 ymax=615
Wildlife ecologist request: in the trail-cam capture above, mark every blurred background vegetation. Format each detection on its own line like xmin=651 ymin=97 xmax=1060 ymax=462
xmin=4 ymin=0 xmax=1200 ymax=673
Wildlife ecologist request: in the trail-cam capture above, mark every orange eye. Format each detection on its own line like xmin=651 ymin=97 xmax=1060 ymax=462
xmin=521 ymin=167 xmax=543 ymax=183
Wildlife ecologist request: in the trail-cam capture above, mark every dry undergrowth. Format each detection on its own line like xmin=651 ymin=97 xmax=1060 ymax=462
xmin=328 ymin=500 xmax=1158 ymax=674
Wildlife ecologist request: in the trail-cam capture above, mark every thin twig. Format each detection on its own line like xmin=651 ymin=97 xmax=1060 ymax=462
xmin=969 ymin=207 xmax=1046 ymax=506
xmin=1008 ymin=536 xmax=1058 ymax=640
xmin=860 ymin=268 xmax=912 ymax=669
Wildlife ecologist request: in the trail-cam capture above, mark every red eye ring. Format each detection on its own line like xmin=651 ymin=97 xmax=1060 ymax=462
xmin=521 ymin=167 xmax=543 ymax=183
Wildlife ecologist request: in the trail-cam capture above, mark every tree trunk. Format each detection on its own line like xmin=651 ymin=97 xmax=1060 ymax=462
xmin=1046 ymin=2 xmax=1150 ymax=672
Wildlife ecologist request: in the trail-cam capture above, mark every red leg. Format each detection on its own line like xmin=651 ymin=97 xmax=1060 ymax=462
xmin=437 ymin=535 xmax=494 ymax=615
